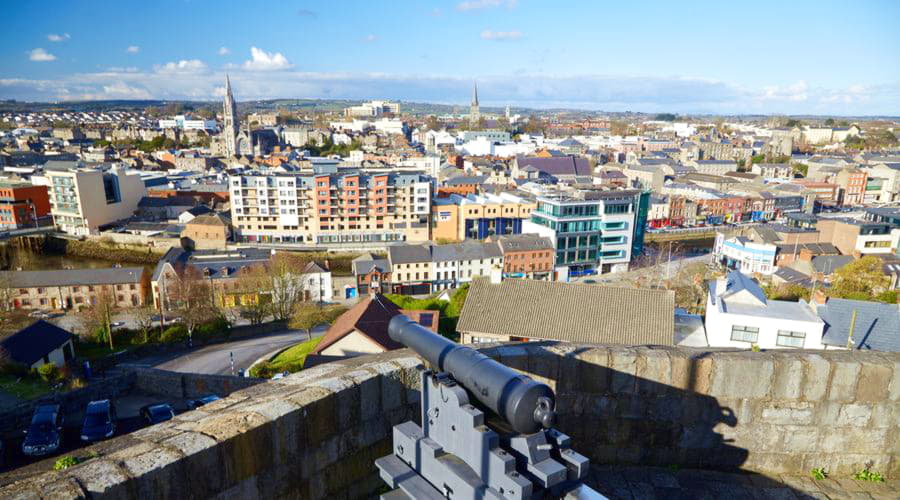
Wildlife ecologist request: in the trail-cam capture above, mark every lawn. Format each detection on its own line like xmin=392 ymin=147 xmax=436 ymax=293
xmin=0 ymin=374 xmax=54 ymax=400
xmin=250 ymin=337 xmax=323 ymax=378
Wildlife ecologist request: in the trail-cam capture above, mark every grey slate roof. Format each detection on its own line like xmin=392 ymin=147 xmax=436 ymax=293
xmin=811 ymin=255 xmax=854 ymax=274
xmin=388 ymin=244 xmax=432 ymax=265
xmin=1 ymin=267 xmax=145 ymax=288
xmin=431 ymin=241 xmax=502 ymax=263
xmin=495 ymin=234 xmax=553 ymax=252
xmin=818 ymin=299 xmax=900 ymax=352
xmin=0 ymin=320 xmax=73 ymax=366
xmin=457 ymin=278 xmax=675 ymax=345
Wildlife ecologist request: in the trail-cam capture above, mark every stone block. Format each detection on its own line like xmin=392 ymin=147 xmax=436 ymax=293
xmin=780 ymin=425 xmax=819 ymax=453
xmin=889 ymin=360 xmax=900 ymax=401
xmin=160 ymin=431 xmax=222 ymax=497
xmin=526 ymin=345 xmax=560 ymax=389
xmin=709 ymin=354 xmax=773 ymax=399
xmin=856 ymin=362 xmax=892 ymax=402
xmin=869 ymin=402 xmax=897 ymax=429
xmin=609 ymin=347 xmax=638 ymax=394
xmin=802 ymin=354 xmax=831 ymax=402
xmin=771 ymin=357 xmax=803 ymax=400
xmin=119 ymin=446 xmax=185 ymax=500
xmin=346 ymin=369 xmax=382 ymax=422
xmin=836 ymin=403 xmax=873 ymax=427
xmin=574 ymin=347 xmax=610 ymax=394
xmin=68 ymin=460 xmax=132 ymax=498
xmin=761 ymin=402 xmax=814 ymax=425
xmin=309 ymin=376 xmax=359 ymax=432
xmin=636 ymin=349 xmax=672 ymax=395
xmin=819 ymin=427 xmax=888 ymax=454
xmin=827 ymin=361 xmax=860 ymax=402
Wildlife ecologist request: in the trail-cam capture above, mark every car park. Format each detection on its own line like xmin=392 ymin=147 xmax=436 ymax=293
xmin=81 ymin=400 xmax=117 ymax=442
xmin=22 ymin=404 xmax=63 ymax=456
xmin=139 ymin=403 xmax=175 ymax=425
xmin=187 ymin=394 xmax=221 ymax=410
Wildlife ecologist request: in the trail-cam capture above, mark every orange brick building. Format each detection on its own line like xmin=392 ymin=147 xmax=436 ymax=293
xmin=0 ymin=182 xmax=51 ymax=229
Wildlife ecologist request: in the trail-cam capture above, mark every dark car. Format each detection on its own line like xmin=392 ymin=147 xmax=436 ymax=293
xmin=187 ymin=395 xmax=220 ymax=410
xmin=140 ymin=403 xmax=175 ymax=425
xmin=81 ymin=400 xmax=116 ymax=442
xmin=22 ymin=404 xmax=63 ymax=456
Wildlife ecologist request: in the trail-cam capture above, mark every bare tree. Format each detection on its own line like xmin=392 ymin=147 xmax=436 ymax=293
xmin=235 ymin=252 xmax=312 ymax=323
xmin=167 ymin=266 xmax=218 ymax=347
xmin=131 ymin=304 xmax=156 ymax=344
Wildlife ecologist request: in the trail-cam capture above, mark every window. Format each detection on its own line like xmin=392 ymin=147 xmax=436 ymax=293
xmin=776 ymin=330 xmax=805 ymax=348
xmin=730 ymin=325 xmax=759 ymax=343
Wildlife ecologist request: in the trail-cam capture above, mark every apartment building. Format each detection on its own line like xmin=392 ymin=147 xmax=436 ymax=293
xmin=0 ymin=181 xmax=50 ymax=229
xmin=431 ymin=192 xmax=535 ymax=242
xmin=834 ymin=168 xmax=867 ymax=206
xmin=816 ymin=218 xmax=900 ymax=256
xmin=521 ymin=189 xmax=648 ymax=276
xmin=229 ymin=171 xmax=431 ymax=245
xmin=344 ymin=100 xmax=400 ymax=118
xmin=751 ymin=163 xmax=792 ymax=179
xmin=1 ymin=267 xmax=148 ymax=310
xmin=47 ymin=166 xmax=147 ymax=236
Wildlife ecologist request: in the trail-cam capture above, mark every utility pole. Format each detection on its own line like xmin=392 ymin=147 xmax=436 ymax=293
xmin=230 ymin=351 xmax=235 ymax=376
xmin=846 ymin=309 xmax=857 ymax=350
xmin=105 ymin=297 xmax=113 ymax=350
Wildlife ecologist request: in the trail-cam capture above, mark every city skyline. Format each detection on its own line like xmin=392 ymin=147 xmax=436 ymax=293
xmin=1 ymin=0 xmax=899 ymax=115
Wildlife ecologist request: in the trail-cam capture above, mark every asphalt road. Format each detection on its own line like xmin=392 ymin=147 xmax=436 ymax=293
xmin=139 ymin=326 xmax=329 ymax=376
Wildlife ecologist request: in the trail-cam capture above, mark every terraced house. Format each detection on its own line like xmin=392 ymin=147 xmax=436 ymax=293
xmin=229 ymin=170 xmax=431 ymax=245
xmin=1 ymin=267 xmax=148 ymax=310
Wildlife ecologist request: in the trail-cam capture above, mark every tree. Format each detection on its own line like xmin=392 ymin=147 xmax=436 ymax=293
xmin=824 ymin=118 xmax=835 ymax=126
xmin=289 ymin=303 xmax=347 ymax=340
xmin=792 ymin=162 xmax=809 ymax=177
xmin=654 ymin=113 xmax=677 ymax=122
xmin=167 ymin=266 xmax=219 ymax=346
xmin=131 ymin=304 xmax=156 ymax=344
xmin=829 ymin=256 xmax=890 ymax=300
xmin=78 ymin=288 xmax=116 ymax=349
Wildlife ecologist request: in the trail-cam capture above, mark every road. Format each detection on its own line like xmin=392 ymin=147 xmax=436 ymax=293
xmin=131 ymin=326 xmax=329 ymax=376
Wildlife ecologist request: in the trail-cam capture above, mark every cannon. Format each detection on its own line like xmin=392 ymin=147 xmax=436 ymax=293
xmin=375 ymin=314 xmax=605 ymax=499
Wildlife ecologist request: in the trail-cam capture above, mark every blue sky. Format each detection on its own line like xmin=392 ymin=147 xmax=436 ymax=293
xmin=2 ymin=0 xmax=899 ymax=115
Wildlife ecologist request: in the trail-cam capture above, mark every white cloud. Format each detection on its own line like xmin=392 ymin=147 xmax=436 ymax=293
xmin=760 ymin=80 xmax=808 ymax=102
xmin=126 ymin=45 xmax=140 ymax=54
xmin=242 ymin=47 xmax=293 ymax=70
xmin=364 ymin=34 xmax=378 ymax=43
xmin=218 ymin=46 xmax=230 ymax=56
xmin=28 ymin=48 xmax=56 ymax=62
xmin=154 ymin=59 xmax=208 ymax=74
xmin=1 ymin=69 xmax=897 ymax=115
xmin=480 ymin=30 xmax=522 ymax=41
xmin=47 ymin=33 xmax=70 ymax=42
xmin=457 ymin=0 xmax=517 ymax=12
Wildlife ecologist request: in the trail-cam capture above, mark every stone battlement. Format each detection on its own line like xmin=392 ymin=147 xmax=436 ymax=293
xmin=3 ymin=344 xmax=898 ymax=498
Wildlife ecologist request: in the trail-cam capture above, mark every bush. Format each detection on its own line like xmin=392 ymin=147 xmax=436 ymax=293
xmin=0 ymin=361 xmax=31 ymax=377
xmin=160 ymin=325 xmax=187 ymax=343
xmin=37 ymin=363 xmax=61 ymax=383
xmin=54 ymin=456 xmax=80 ymax=470
xmin=194 ymin=317 xmax=230 ymax=340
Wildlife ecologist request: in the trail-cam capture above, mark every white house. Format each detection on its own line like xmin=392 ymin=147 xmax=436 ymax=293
xmin=705 ymin=271 xmax=825 ymax=349
xmin=298 ymin=261 xmax=333 ymax=303
xmin=0 ymin=320 xmax=75 ymax=369
xmin=713 ymin=234 xmax=777 ymax=275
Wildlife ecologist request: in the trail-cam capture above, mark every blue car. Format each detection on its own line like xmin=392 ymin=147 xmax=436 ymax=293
xmin=81 ymin=400 xmax=116 ymax=442
xmin=140 ymin=403 xmax=175 ymax=425
xmin=187 ymin=394 xmax=220 ymax=410
xmin=22 ymin=404 xmax=63 ymax=456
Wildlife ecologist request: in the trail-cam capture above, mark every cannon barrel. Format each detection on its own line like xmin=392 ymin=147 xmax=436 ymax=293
xmin=388 ymin=314 xmax=556 ymax=434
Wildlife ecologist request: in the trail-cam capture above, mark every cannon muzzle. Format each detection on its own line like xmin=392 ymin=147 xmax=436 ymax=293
xmin=389 ymin=314 xmax=556 ymax=434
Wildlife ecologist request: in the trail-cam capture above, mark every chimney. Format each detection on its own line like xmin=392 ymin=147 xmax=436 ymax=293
xmin=799 ymin=248 xmax=813 ymax=262
xmin=489 ymin=266 xmax=503 ymax=284
xmin=813 ymin=288 xmax=828 ymax=305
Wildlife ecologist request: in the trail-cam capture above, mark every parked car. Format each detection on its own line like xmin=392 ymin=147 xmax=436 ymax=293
xmin=270 ymin=371 xmax=291 ymax=380
xmin=28 ymin=310 xmax=50 ymax=319
xmin=583 ymin=279 xmax=597 ymax=284
xmin=187 ymin=395 xmax=221 ymax=410
xmin=81 ymin=400 xmax=116 ymax=442
xmin=139 ymin=403 xmax=175 ymax=425
xmin=22 ymin=404 xmax=63 ymax=456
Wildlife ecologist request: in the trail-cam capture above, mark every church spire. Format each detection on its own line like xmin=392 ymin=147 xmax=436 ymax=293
xmin=469 ymin=81 xmax=480 ymax=124
xmin=223 ymin=74 xmax=239 ymax=157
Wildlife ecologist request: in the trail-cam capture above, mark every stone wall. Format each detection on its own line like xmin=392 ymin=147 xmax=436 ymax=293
xmin=2 ymin=345 xmax=897 ymax=499
xmin=131 ymin=367 xmax=264 ymax=399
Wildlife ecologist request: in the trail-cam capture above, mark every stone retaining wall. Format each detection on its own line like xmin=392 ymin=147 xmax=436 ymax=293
xmin=2 ymin=344 xmax=897 ymax=499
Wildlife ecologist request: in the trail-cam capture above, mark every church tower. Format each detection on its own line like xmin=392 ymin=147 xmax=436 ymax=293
xmin=469 ymin=81 xmax=480 ymax=124
xmin=223 ymin=74 xmax=238 ymax=157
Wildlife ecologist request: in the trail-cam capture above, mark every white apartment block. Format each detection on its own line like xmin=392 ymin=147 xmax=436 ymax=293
xmin=47 ymin=166 xmax=147 ymax=236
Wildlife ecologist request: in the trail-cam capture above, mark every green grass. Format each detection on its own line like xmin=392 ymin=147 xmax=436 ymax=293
xmin=0 ymin=374 xmax=54 ymax=400
xmin=75 ymin=342 xmax=128 ymax=361
xmin=250 ymin=337 xmax=323 ymax=378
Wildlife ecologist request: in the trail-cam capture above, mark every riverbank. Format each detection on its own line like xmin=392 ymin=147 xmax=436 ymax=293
xmin=0 ymin=236 xmax=164 ymax=270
